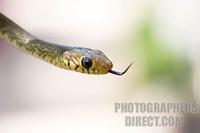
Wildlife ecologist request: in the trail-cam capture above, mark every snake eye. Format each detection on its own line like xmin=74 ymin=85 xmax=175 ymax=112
xmin=81 ymin=57 xmax=93 ymax=69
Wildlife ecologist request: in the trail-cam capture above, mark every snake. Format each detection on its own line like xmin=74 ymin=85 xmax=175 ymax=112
xmin=0 ymin=12 xmax=132 ymax=75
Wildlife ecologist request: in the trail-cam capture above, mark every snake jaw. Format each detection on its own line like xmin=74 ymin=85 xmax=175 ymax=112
xmin=108 ymin=63 xmax=133 ymax=76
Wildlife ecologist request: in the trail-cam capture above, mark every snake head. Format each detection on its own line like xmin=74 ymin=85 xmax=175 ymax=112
xmin=61 ymin=47 xmax=113 ymax=74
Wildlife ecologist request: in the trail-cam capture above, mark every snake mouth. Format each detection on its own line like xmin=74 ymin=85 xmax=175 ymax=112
xmin=108 ymin=63 xmax=133 ymax=75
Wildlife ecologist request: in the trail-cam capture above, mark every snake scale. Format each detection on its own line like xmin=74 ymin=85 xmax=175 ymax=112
xmin=0 ymin=12 xmax=132 ymax=75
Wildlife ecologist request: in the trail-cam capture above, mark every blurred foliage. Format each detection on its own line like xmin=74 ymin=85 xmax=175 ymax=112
xmin=131 ymin=15 xmax=193 ymax=97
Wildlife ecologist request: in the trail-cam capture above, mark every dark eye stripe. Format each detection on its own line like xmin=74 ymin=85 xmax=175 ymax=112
xmin=86 ymin=69 xmax=89 ymax=74
xmin=75 ymin=65 xmax=79 ymax=71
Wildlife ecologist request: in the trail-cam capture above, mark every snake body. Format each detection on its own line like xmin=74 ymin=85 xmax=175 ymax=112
xmin=0 ymin=12 xmax=131 ymax=75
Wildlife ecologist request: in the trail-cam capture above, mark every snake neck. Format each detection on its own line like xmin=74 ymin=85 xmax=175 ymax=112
xmin=0 ymin=12 xmax=72 ymax=67
xmin=0 ymin=12 xmax=34 ymax=47
xmin=25 ymin=39 xmax=71 ymax=66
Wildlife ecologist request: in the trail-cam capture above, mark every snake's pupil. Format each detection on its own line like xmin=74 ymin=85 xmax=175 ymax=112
xmin=81 ymin=57 xmax=93 ymax=69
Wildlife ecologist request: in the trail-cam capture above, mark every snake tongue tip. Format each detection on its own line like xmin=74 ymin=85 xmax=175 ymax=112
xmin=109 ymin=62 xmax=133 ymax=76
